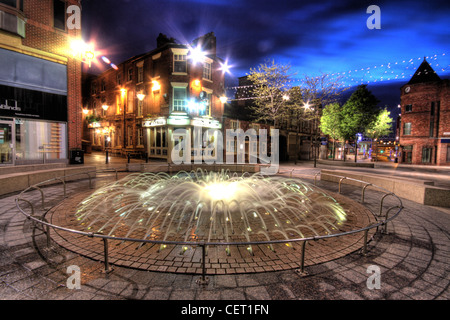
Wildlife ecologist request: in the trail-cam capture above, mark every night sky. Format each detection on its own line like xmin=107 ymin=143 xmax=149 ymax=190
xmin=80 ymin=0 xmax=450 ymax=114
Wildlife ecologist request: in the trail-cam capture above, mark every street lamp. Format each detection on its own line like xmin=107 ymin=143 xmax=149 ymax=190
xmin=70 ymin=38 xmax=95 ymax=67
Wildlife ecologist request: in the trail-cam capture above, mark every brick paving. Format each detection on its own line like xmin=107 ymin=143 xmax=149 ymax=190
xmin=0 ymin=157 xmax=449 ymax=301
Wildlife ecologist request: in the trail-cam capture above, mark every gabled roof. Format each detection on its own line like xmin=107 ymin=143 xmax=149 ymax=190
xmin=407 ymin=58 xmax=441 ymax=85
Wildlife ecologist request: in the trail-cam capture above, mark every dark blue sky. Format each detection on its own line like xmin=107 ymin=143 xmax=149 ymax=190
xmin=81 ymin=0 xmax=450 ymax=110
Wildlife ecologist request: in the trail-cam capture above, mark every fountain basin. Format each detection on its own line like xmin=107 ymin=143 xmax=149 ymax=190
xmin=47 ymin=170 xmax=377 ymax=274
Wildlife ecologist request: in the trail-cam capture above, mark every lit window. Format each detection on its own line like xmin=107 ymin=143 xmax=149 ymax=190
xmin=137 ymin=99 xmax=143 ymax=117
xmin=173 ymin=87 xmax=186 ymax=111
xmin=403 ymin=122 xmax=411 ymax=135
xmin=174 ymin=54 xmax=187 ymax=73
xmin=203 ymin=62 xmax=212 ymax=80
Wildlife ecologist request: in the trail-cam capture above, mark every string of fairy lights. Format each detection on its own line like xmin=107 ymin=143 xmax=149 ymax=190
xmin=225 ymin=53 xmax=450 ymax=101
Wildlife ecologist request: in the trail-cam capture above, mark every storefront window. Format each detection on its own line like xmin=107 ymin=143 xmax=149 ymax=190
xmin=15 ymin=119 xmax=67 ymax=163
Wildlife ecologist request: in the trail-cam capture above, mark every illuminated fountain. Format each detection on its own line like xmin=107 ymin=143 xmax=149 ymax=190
xmin=74 ymin=170 xmax=348 ymax=255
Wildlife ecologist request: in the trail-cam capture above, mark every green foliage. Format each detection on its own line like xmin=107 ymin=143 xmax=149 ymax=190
xmin=339 ymin=84 xmax=380 ymax=140
xmin=365 ymin=108 xmax=393 ymax=139
xmin=319 ymin=103 xmax=343 ymax=140
xmin=85 ymin=114 xmax=102 ymax=123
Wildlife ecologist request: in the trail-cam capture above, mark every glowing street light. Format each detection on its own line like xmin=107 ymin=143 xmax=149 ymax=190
xmin=70 ymin=39 xmax=95 ymax=67
xmin=137 ymin=92 xmax=146 ymax=101
xmin=219 ymin=60 xmax=232 ymax=74
xmin=188 ymin=45 xmax=205 ymax=64
xmin=219 ymin=96 xmax=228 ymax=104
xmin=303 ymin=101 xmax=311 ymax=110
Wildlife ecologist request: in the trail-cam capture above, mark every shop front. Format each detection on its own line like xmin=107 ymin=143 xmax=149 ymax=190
xmin=0 ymin=48 xmax=68 ymax=165
xmin=143 ymin=112 xmax=222 ymax=163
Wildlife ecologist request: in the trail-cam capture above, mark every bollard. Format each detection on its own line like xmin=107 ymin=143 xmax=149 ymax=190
xmin=105 ymin=150 xmax=109 ymax=164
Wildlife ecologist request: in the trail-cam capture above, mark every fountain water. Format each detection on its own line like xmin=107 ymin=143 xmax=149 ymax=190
xmin=75 ymin=170 xmax=348 ymax=255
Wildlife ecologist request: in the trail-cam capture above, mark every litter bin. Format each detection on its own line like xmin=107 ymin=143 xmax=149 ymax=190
xmin=69 ymin=148 xmax=84 ymax=164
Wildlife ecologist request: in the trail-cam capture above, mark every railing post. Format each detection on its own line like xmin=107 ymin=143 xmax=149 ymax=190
xmin=379 ymin=193 xmax=393 ymax=216
xmin=102 ymin=238 xmax=113 ymax=273
xmin=296 ymin=241 xmax=308 ymax=276
xmin=314 ymin=172 xmax=320 ymax=185
xmin=339 ymin=177 xmax=347 ymax=194
xmin=363 ymin=229 xmax=369 ymax=256
xmin=45 ymin=220 xmax=51 ymax=247
xmin=361 ymin=183 xmax=371 ymax=203
xmin=196 ymin=243 xmax=209 ymax=286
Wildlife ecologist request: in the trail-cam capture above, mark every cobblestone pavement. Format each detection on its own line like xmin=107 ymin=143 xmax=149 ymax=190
xmin=0 ymin=159 xmax=449 ymax=304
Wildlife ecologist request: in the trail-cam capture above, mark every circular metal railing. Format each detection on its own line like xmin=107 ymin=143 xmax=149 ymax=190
xmin=14 ymin=165 xmax=403 ymax=284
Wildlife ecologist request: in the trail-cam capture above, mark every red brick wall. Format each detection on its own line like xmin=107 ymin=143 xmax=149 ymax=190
xmin=400 ymin=80 xmax=450 ymax=165
xmin=22 ymin=0 xmax=83 ymax=150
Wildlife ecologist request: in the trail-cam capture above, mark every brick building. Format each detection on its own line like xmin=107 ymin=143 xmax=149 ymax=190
xmin=83 ymin=32 xmax=227 ymax=162
xmin=0 ymin=0 xmax=83 ymax=165
xmin=399 ymin=58 xmax=450 ymax=165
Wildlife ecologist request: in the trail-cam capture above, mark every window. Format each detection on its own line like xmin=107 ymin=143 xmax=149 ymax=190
xmin=203 ymin=62 xmax=212 ymax=80
xmin=116 ymin=73 xmax=122 ymax=86
xmin=173 ymin=87 xmax=186 ymax=111
xmin=204 ymin=93 xmax=212 ymax=116
xmin=403 ymin=122 xmax=411 ymax=135
xmin=137 ymin=66 xmax=144 ymax=83
xmin=100 ymin=79 xmax=106 ymax=92
xmin=447 ymin=146 xmax=450 ymax=162
xmin=422 ymin=147 xmax=432 ymax=163
xmin=53 ymin=0 xmax=66 ymax=31
xmin=127 ymin=68 xmax=133 ymax=81
xmin=0 ymin=0 xmax=23 ymax=10
xmin=405 ymin=104 xmax=412 ymax=112
xmin=137 ymin=128 xmax=144 ymax=146
xmin=127 ymin=126 xmax=133 ymax=146
xmin=127 ymin=90 xmax=134 ymax=113
xmin=137 ymin=99 xmax=143 ymax=117
xmin=174 ymin=54 xmax=187 ymax=73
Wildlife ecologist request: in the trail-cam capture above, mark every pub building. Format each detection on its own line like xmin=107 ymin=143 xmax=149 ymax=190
xmin=83 ymin=32 xmax=227 ymax=163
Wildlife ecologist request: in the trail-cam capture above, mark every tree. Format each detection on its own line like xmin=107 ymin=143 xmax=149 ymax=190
xmin=339 ymin=85 xmax=380 ymax=161
xmin=247 ymin=60 xmax=292 ymax=127
xmin=319 ymin=103 xmax=344 ymax=160
xmin=299 ymin=73 xmax=349 ymax=165
xmin=365 ymin=107 xmax=393 ymax=160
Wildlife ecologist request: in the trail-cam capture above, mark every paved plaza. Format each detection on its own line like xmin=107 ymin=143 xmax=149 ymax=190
xmin=0 ymin=153 xmax=449 ymax=304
